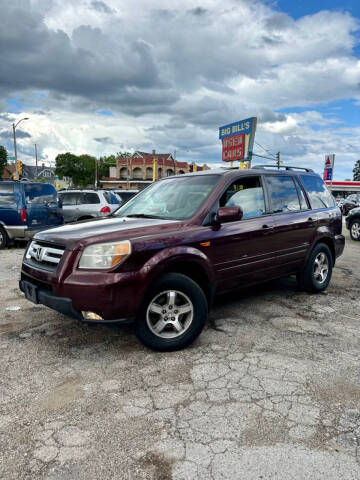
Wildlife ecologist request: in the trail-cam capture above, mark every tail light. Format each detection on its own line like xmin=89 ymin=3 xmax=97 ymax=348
xmin=20 ymin=208 xmax=27 ymax=222
xmin=100 ymin=206 xmax=111 ymax=214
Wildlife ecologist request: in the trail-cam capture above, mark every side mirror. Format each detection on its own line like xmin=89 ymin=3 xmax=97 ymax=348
xmin=216 ymin=206 xmax=243 ymax=223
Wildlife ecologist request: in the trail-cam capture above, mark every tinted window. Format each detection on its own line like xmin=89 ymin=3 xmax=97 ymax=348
xmin=266 ymin=176 xmax=301 ymax=213
xmin=24 ymin=184 xmax=57 ymax=204
xmin=0 ymin=184 xmax=15 ymax=205
xmin=103 ymin=191 xmax=120 ymax=204
xmin=220 ymin=176 xmax=266 ymax=219
xmin=80 ymin=192 xmax=100 ymax=204
xmin=59 ymin=192 xmax=80 ymax=205
xmin=300 ymin=175 xmax=335 ymax=209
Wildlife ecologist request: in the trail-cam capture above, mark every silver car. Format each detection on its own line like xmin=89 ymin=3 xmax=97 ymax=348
xmin=58 ymin=189 xmax=121 ymax=223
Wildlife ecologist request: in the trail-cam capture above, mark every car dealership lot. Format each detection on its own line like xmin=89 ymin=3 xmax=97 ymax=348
xmin=0 ymin=229 xmax=359 ymax=479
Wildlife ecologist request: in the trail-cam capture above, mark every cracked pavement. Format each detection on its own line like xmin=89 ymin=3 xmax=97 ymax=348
xmin=0 ymin=225 xmax=360 ymax=479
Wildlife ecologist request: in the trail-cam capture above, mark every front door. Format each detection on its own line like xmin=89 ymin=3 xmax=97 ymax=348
xmin=203 ymin=175 xmax=278 ymax=292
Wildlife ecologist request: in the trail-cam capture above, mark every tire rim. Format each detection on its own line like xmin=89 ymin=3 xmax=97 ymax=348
xmin=351 ymin=222 xmax=360 ymax=239
xmin=313 ymin=252 xmax=329 ymax=284
xmin=0 ymin=230 xmax=3 ymax=244
xmin=146 ymin=290 xmax=194 ymax=339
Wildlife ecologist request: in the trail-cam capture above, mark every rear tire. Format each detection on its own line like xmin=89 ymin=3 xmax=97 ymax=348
xmin=0 ymin=226 xmax=8 ymax=249
xmin=349 ymin=219 xmax=360 ymax=241
xmin=135 ymin=273 xmax=208 ymax=351
xmin=297 ymin=243 xmax=333 ymax=293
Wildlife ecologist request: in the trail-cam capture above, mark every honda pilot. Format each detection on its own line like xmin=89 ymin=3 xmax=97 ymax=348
xmin=20 ymin=166 xmax=344 ymax=351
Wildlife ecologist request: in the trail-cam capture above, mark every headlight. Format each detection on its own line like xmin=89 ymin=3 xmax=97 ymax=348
xmin=78 ymin=240 xmax=131 ymax=269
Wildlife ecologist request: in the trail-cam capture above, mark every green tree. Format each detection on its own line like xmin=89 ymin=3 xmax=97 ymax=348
xmin=353 ymin=160 xmax=360 ymax=181
xmin=55 ymin=152 xmax=99 ymax=187
xmin=0 ymin=146 xmax=8 ymax=179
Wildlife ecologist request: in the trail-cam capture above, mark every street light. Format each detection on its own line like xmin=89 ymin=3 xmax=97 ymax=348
xmin=12 ymin=117 xmax=29 ymax=180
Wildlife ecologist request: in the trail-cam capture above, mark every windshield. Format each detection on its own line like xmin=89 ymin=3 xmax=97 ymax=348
xmin=115 ymin=175 xmax=219 ymax=220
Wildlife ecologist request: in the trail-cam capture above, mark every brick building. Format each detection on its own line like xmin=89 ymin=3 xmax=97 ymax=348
xmin=101 ymin=150 xmax=210 ymax=190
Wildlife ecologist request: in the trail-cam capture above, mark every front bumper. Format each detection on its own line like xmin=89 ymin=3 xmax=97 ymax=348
xmin=19 ymin=278 xmax=134 ymax=324
xmin=335 ymin=234 xmax=345 ymax=258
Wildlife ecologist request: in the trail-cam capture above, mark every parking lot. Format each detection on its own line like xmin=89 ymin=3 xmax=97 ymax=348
xmin=0 ymin=225 xmax=359 ymax=480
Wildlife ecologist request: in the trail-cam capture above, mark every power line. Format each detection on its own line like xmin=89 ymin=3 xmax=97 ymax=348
xmin=255 ymin=141 xmax=277 ymax=159
xmin=252 ymin=152 xmax=278 ymax=162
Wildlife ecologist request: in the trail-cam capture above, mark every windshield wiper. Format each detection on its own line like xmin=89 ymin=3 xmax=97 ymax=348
xmin=123 ymin=213 xmax=166 ymax=219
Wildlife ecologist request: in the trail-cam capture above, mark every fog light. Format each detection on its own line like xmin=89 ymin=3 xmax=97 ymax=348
xmin=82 ymin=311 xmax=103 ymax=321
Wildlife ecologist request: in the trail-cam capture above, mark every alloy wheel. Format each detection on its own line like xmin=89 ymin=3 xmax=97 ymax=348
xmin=146 ymin=290 xmax=194 ymax=339
xmin=313 ymin=252 xmax=329 ymax=284
xmin=351 ymin=221 xmax=360 ymax=240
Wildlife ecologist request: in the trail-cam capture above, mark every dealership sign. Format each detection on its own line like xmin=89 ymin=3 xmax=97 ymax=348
xmin=323 ymin=154 xmax=335 ymax=181
xmin=219 ymin=117 xmax=257 ymax=163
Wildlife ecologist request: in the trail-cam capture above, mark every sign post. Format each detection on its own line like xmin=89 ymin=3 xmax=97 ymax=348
xmin=219 ymin=117 xmax=257 ymax=167
xmin=323 ymin=154 xmax=335 ymax=187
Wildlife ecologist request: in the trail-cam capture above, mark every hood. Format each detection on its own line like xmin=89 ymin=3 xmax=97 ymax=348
xmin=34 ymin=216 xmax=181 ymax=249
xmin=348 ymin=206 xmax=360 ymax=215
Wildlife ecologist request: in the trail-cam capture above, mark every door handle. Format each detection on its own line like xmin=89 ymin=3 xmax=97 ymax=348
xmin=262 ymin=224 xmax=274 ymax=234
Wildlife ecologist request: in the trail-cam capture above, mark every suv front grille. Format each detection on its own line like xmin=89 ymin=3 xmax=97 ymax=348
xmin=25 ymin=241 xmax=65 ymax=270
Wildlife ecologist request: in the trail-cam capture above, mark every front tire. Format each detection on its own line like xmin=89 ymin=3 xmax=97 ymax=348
xmin=349 ymin=219 xmax=360 ymax=241
xmin=135 ymin=273 xmax=208 ymax=351
xmin=0 ymin=226 xmax=8 ymax=249
xmin=298 ymin=243 xmax=333 ymax=293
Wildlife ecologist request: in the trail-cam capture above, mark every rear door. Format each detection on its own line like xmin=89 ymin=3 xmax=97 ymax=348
xmin=58 ymin=192 xmax=81 ymax=222
xmin=264 ymin=174 xmax=315 ymax=273
xmin=77 ymin=192 xmax=101 ymax=218
xmin=0 ymin=183 xmax=19 ymax=227
xmin=24 ymin=183 xmax=62 ymax=229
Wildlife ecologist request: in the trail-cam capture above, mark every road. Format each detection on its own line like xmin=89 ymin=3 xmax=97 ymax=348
xmin=0 ymin=225 xmax=359 ymax=479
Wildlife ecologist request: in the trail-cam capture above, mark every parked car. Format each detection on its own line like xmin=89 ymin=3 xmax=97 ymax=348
xmin=113 ymin=189 xmax=139 ymax=204
xmin=58 ymin=189 xmax=121 ymax=223
xmin=336 ymin=197 xmax=345 ymax=214
xmin=345 ymin=206 xmax=360 ymax=241
xmin=0 ymin=181 xmax=63 ymax=249
xmin=20 ymin=166 xmax=344 ymax=351
xmin=342 ymin=194 xmax=360 ymax=216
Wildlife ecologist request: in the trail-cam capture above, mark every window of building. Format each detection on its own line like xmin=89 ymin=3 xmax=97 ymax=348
xmin=166 ymin=169 xmax=174 ymax=177
xmin=300 ymin=175 xmax=335 ymax=209
xmin=220 ymin=176 xmax=266 ymax=219
xmin=132 ymin=167 xmax=143 ymax=180
xmin=265 ymin=175 xmax=301 ymax=213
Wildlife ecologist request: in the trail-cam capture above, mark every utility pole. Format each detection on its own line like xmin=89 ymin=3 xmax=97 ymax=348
xmin=35 ymin=144 xmax=38 ymax=179
xmin=95 ymin=158 xmax=98 ymax=188
xmin=12 ymin=117 xmax=29 ymax=180
xmin=276 ymin=151 xmax=281 ymax=169
xmin=173 ymin=150 xmax=176 ymax=175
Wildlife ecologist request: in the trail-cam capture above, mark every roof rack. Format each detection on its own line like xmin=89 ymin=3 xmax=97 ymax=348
xmin=251 ymin=165 xmax=313 ymax=172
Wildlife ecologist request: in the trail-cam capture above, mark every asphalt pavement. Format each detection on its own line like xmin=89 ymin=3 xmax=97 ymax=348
xmin=0 ymin=224 xmax=359 ymax=479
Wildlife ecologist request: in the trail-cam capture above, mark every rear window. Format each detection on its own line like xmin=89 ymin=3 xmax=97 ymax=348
xmin=24 ymin=184 xmax=57 ymax=204
xmin=103 ymin=191 xmax=120 ymax=204
xmin=59 ymin=192 xmax=81 ymax=205
xmin=265 ymin=176 xmax=302 ymax=213
xmin=300 ymin=175 xmax=335 ymax=209
xmin=0 ymin=184 xmax=15 ymax=205
xmin=80 ymin=192 xmax=100 ymax=204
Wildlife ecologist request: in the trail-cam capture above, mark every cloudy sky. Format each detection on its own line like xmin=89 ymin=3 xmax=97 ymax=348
xmin=0 ymin=0 xmax=359 ymax=179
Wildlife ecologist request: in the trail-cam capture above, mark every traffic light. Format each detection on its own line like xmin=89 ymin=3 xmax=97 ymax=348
xmin=17 ymin=160 xmax=23 ymax=175
xmin=276 ymin=152 xmax=281 ymax=169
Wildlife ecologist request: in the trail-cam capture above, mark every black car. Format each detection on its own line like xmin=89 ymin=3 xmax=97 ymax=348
xmin=346 ymin=207 xmax=360 ymax=241
xmin=342 ymin=194 xmax=360 ymax=216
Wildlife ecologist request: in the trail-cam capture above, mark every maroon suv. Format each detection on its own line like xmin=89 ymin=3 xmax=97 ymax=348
xmin=20 ymin=166 xmax=345 ymax=351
